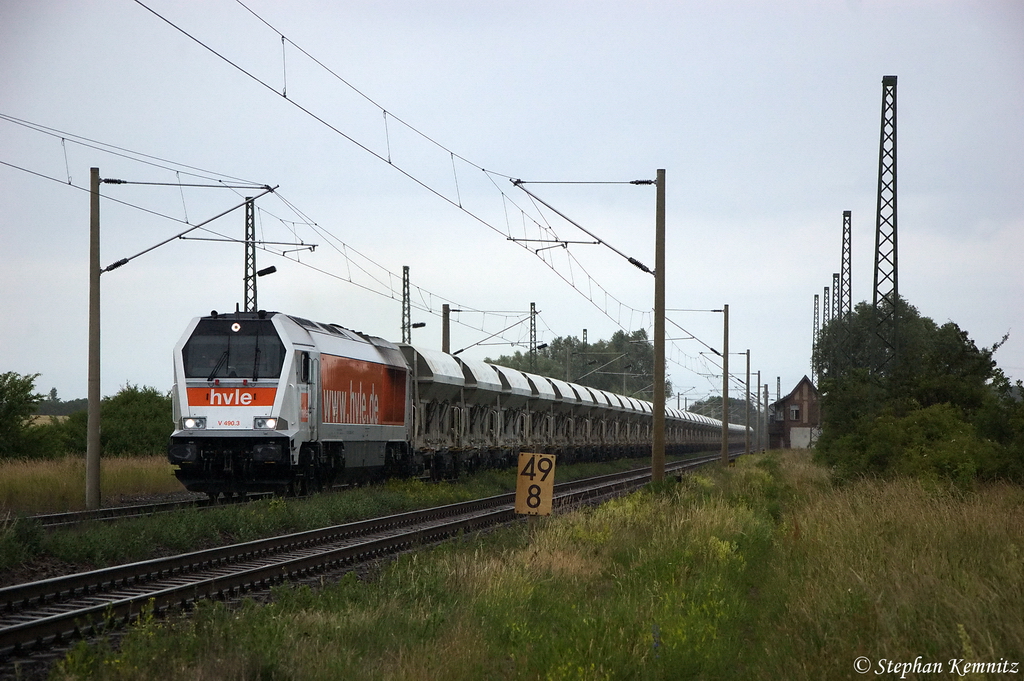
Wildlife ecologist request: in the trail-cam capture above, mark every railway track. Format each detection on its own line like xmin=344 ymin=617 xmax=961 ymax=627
xmin=0 ymin=452 xmax=735 ymax=670
xmin=29 ymin=491 xmax=281 ymax=529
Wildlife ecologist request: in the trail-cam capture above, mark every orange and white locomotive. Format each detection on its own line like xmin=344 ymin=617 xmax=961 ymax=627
xmin=168 ymin=310 xmax=744 ymax=499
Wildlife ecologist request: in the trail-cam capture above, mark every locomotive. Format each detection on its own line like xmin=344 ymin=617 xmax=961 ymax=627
xmin=168 ymin=310 xmax=745 ymax=499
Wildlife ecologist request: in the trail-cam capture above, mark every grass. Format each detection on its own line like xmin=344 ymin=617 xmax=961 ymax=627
xmin=763 ymin=459 xmax=1024 ymax=674
xmin=0 ymin=455 xmax=182 ymax=514
xmin=47 ymin=450 xmax=1024 ymax=680
xmin=0 ymin=455 xmax=670 ymax=576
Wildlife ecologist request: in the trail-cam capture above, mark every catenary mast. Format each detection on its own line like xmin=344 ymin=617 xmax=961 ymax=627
xmin=872 ymin=75 xmax=899 ymax=370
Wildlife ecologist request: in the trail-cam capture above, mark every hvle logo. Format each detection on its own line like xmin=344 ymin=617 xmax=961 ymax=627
xmin=209 ymin=388 xmax=254 ymax=406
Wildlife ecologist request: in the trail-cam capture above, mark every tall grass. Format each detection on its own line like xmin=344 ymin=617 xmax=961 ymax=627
xmin=51 ymin=451 xmax=1024 ymax=679
xmin=763 ymin=466 xmax=1024 ymax=677
xmin=0 ymin=456 xmax=670 ymax=576
xmin=0 ymin=455 xmax=182 ymax=514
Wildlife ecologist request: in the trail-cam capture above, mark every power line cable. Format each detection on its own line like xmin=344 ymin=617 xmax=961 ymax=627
xmin=131 ymin=0 xmax=658 ymax=337
xmin=0 ymin=112 xmax=259 ymax=186
xmin=2 ymin=147 xmax=540 ymax=349
xmin=0 ymin=158 xmax=216 ymax=225
xmin=8 ymin=10 xmax=735 ymax=381
xmin=231 ymin=0 xmax=507 ymax=179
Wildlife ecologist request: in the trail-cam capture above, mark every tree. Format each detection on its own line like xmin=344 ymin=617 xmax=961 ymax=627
xmin=59 ymin=384 xmax=173 ymax=456
xmin=812 ymin=296 xmax=1022 ymax=483
xmin=485 ymin=329 xmax=671 ymax=400
xmin=687 ymin=395 xmax=751 ymax=425
xmin=36 ymin=388 xmax=88 ymax=416
xmin=0 ymin=372 xmax=54 ymax=459
xmin=102 ymin=385 xmax=174 ymax=455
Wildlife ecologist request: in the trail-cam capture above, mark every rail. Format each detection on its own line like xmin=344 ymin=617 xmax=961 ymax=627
xmin=1 ymin=451 xmax=738 ymax=664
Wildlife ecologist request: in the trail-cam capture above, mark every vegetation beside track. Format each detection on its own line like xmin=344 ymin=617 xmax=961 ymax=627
xmin=0 ymin=456 xmax=667 ymax=579
xmin=50 ymin=450 xmax=1024 ymax=680
xmin=813 ymin=297 xmax=1024 ymax=486
xmin=0 ymin=455 xmax=183 ymax=515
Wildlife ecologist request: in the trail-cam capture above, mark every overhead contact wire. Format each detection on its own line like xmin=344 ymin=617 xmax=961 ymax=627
xmin=138 ymin=0 xmax=652 ymax=337
xmin=134 ymin=2 xmax=726 ymax=363
xmin=224 ymin=0 xmax=659 ymax=333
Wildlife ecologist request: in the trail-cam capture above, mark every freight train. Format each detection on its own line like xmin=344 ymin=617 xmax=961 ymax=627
xmin=167 ymin=310 xmax=746 ymax=499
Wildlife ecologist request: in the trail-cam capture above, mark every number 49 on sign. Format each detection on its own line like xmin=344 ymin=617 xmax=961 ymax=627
xmin=515 ymin=452 xmax=556 ymax=516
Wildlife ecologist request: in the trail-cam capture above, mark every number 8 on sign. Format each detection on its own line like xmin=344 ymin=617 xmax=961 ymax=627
xmin=515 ymin=452 xmax=556 ymax=515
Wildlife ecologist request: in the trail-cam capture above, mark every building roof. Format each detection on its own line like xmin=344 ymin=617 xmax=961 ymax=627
xmin=772 ymin=375 xmax=819 ymax=409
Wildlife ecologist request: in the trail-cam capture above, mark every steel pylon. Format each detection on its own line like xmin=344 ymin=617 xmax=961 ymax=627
xmin=872 ymin=75 xmax=899 ymax=370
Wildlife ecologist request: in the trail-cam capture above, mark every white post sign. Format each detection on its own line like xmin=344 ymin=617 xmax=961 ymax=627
xmin=515 ymin=452 xmax=556 ymax=515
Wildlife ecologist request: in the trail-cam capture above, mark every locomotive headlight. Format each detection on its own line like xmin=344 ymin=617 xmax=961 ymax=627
xmin=254 ymin=417 xmax=287 ymax=430
xmin=182 ymin=417 xmax=206 ymax=430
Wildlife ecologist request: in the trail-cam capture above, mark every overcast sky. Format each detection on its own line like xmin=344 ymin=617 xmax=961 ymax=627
xmin=2 ymin=0 xmax=1022 ymax=408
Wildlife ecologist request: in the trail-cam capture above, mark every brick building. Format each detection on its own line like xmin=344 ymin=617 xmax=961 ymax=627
xmin=768 ymin=376 xmax=821 ymax=449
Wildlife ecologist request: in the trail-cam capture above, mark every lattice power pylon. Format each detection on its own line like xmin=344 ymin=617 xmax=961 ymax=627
xmin=839 ymin=211 xmax=852 ymax=321
xmin=244 ymin=197 xmax=257 ymax=312
xmin=401 ymin=265 xmax=411 ymax=344
xmin=823 ymin=286 xmax=831 ymax=327
xmin=872 ymin=75 xmax=899 ymax=370
xmin=832 ymin=273 xmax=841 ymax=321
xmin=812 ymin=293 xmax=820 ymax=382
xmin=529 ymin=302 xmax=538 ymax=372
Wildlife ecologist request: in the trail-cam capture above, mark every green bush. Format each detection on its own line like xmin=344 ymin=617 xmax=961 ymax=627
xmin=56 ymin=384 xmax=173 ymax=456
xmin=102 ymin=385 xmax=173 ymax=455
xmin=0 ymin=372 xmax=52 ymax=460
xmin=1 ymin=373 xmax=174 ymax=460
xmin=822 ymin=403 xmax=1002 ymax=488
xmin=814 ymin=297 xmax=1024 ymax=484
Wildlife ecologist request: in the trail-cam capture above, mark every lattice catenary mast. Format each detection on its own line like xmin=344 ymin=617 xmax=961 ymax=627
xmin=839 ymin=211 xmax=853 ymax=322
xmin=832 ymin=273 xmax=841 ymax=322
xmin=529 ymin=302 xmax=538 ymax=372
xmin=872 ymin=75 xmax=899 ymax=370
xmin=243 ymin=197 xmax=257 ymax=312
xmin=812 ymin=293 xmax=820 ymax=382
xmin=838 ymin=211 xmax=853 ymax=368
xmin=823 ymin=286 xmax=831 ymax=327
xmin=401 ymin=265 xmax=411 ymax=343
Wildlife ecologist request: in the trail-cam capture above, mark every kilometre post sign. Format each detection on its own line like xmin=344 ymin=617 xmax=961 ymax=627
xmin=515 ymin=452 xmax=556 ymax=516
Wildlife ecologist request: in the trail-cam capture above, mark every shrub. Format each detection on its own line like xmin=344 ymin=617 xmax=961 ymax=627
xmin=58 ymin=385 xmax=173 ymax=456
xmin=814 ymin=298 xmax=1023 ymax=484
xmin=0 ymin=372 xmax=52 ymax=460
xmin=823 ymin=403 xmax=1001 ymax=488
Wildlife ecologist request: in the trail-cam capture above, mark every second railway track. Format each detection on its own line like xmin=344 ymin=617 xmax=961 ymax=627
xmin=0 ymin=453 xmax=734 ymax=667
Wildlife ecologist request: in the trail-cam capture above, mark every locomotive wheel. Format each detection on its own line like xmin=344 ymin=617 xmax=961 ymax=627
xmin=297 ymin=443 xmax=324 ymax=495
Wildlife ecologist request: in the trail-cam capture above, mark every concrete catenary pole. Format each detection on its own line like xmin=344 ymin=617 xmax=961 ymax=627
xmin=764 ymin=383 xmax=771 ymax=451
xmin=652 ymin=169 xmax=666 ymax=483
xmin=744 ymin=349 xmax=750 ymax=456
xmin=756 ymin=370 xmax=762 ymax=451
xmin=442 ymin=304 xmax=450 ymax=354
xmin=87 ymin=168 xmax=102 ymax=509
xmin=720 ymin=304 xmax=729 ymax=464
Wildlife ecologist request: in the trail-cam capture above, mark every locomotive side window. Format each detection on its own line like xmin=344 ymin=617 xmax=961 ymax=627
xmin=299 ymin=352 xmax=311 ymax=383
xmin=182 ymin=319 xmax=286 ymax=379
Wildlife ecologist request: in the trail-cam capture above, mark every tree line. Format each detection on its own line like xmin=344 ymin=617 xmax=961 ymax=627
xmin=487 ymin=329 xmax=770 ymax=429
xmin=812 ymin=297 xmax=1023 ymax=485
xmin=485 ymin=329 xmax=669 ymax=400
xmin=0 ymin=373 xmax=172 ymax=460
xmin=687 ymin=395 xmax=759 ymax=426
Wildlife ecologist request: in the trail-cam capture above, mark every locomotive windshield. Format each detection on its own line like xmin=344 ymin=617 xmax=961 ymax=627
xmin=182 ymin=318 xmax=286 ymax=380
